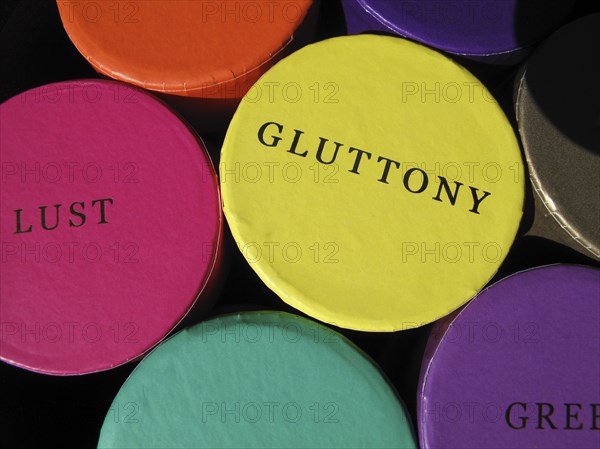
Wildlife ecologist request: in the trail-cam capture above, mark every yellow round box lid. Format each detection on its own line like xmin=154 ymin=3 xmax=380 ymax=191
xmin=220 ymin=35 xmax=524 ymax=332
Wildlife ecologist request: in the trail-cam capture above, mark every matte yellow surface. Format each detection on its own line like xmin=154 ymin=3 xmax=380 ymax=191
xmin=221 ymin=35 xmax=524 ymax=331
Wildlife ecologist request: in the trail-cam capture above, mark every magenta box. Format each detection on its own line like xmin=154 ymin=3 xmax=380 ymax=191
xmin=0 ymin=80 xmax=223 ymax=375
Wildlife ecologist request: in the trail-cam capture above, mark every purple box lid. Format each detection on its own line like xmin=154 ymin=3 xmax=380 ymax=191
xmin=341 ymin=0 xmax=574 ymax=62
xmin=418 ymin=265 xmax=600 ymax=448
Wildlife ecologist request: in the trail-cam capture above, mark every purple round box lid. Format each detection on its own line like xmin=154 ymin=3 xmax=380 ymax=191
xmin=418 ymin=265 xmax=600 ymax=449
xmin=342 ymin=0 xmax=574 ymax=59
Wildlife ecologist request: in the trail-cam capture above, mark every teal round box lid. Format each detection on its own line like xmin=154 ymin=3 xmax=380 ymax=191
xmin=98 ymin=311 xmax=417 ymax=448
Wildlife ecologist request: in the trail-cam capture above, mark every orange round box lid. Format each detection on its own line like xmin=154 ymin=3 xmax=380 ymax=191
xmin=56 ymin=1 xmax=313 ymax=99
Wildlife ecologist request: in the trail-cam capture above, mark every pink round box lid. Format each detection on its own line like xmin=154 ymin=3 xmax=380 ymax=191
xmin=0 ymin=80 xmax=222 ymax=375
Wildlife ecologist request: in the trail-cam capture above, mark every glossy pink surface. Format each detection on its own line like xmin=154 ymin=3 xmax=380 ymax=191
xmin=0 ymin=80 xmax=222 ymax=374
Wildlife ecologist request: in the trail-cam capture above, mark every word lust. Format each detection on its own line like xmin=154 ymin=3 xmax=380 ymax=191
xmin=14 ymin=198 xmax=114 ymax=234
xmin=258 ymin=122 xmax=493 ymax=214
